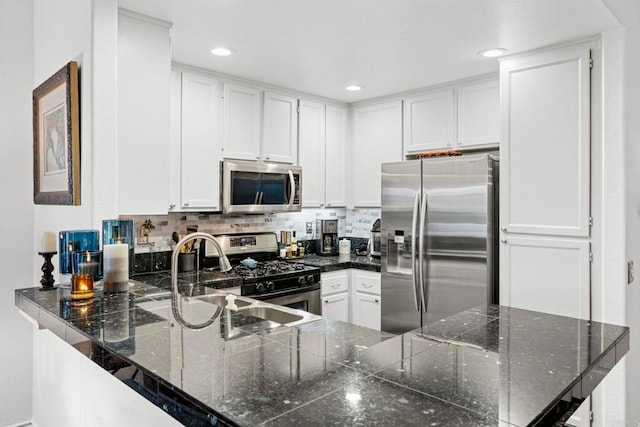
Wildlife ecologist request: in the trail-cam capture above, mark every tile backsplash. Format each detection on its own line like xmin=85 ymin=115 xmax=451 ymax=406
xmin=124 ymin=208 xmax=380 ymax=253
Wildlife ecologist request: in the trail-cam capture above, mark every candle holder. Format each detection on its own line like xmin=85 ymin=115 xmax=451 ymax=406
xmin=71 ymin=273 xmax=95 ymax=300
xmin=73 ymin=250 xmax=103 ymax=279
xmin=38 ymin=251 xmax=57 ymax=291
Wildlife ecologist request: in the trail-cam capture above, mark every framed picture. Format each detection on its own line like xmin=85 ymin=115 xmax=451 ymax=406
xmin=33 ymin=61 xmax=80 ymax=205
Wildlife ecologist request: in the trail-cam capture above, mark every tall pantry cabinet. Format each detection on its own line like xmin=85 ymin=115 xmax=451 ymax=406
xmin=499 ymin=46 xmax=592 ymax=426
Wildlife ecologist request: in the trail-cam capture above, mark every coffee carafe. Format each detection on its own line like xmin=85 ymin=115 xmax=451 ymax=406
xmin=316 ymin=219 xmax=338 ymax=256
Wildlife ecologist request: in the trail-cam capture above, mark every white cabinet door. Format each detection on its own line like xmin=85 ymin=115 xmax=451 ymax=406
xmin=263 ymin=91 xmax=298 ymax=164
xmin=298 ymin=100 xmax=325 ymax=207
xmin=322 ymin=292 xmax=350 ymax=323
xmin=168 ymin=70 xmax=181 ymax=212
xmin=457 ymin=80 xmax=499 ymax=148
xmin=321 ymin=270 xmax=350 ymax=295
xmin=500 ymin=236 xmax=590 ymax=321
xmin=352 ymin=292 xmax=381 ymax=330
xmin=325 ymin=105 xmax=348 ymax=208
xmin=117 ymin=12 xmax=170 ymax=214
xmin=500 ymin=48 xmax=591 ymax=237
xmin=222 ymin=83 xmax=261 ymax=161
xmin=403 ymin=90 xmax=455 ymax=155
xmin=179 ymin=72 xmax=221 ymax=210
xmin=352 ymin=101 xmax=403 ymax=207
xmin=351 ymin=270 xmax=381 ymax=330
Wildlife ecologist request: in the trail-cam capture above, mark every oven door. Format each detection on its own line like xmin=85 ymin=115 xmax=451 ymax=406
xmin=259 ymin=288 xmax=321 ymax=315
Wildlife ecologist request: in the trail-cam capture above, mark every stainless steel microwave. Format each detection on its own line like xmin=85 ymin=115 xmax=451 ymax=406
xmin=221 ymin=159 xmax=302 ymax=214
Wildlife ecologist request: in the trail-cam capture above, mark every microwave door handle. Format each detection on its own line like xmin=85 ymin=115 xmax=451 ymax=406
xmin=287 ymin=170 xmax=295 ymax=207
xmin=259 ymin=192 xmax=264 ymax=204
xmin=254 ymin=191 xmax=260 ymax=204
xmin=418 ymin=192 xmax=428 ymax=312
xmin=411 ymin=192 xmax=420 ymax=311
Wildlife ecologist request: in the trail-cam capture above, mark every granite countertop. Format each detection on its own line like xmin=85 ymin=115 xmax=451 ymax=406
xmin=287 ymin=253 xmax=381 ymax=272
xmin=15 ymin=279 xmax=628 ymax=427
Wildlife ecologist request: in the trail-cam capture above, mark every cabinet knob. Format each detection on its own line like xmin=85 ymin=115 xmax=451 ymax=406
xmin=169 ymin=203 xmax=175 ymax=209
xmin=362 ymin=283 xmax=372 ymax=288
xmin=183 ymin=202 xmax=190 ymax=207
xmin=256 ymin=156 xmax=260 ymax=160
xmin=501 ymin=227 xmax=507 ymax=232
xmin=501 ymin=238 xmax=507 ymax=244
xmin=375 ymin=299 xmax=380 ymax=304
xmin=265 ymin=157 xmax=271 ymax=160
xmin=324 ymin=300 xmax=329 ymax=304
xmin=326 ymin=203 xmax=331 ymax=207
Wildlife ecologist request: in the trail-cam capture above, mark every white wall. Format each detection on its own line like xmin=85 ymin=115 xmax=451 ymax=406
xmin=0 ymin=1 xmax=35 ymax=425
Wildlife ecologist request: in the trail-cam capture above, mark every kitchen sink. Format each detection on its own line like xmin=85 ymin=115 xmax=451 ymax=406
xmin=236 ymin=306 xmax=303 ymax=325
xmin=192 ymin=293 xmax=252 ymax=308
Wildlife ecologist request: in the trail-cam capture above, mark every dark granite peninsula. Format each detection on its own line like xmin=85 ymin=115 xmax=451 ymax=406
xmin=16 ymin=280 xmax=628 ymax=427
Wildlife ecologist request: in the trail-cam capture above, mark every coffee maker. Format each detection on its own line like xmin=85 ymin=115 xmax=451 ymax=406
xmin=316 ymin=219 xmax=338 ymax=256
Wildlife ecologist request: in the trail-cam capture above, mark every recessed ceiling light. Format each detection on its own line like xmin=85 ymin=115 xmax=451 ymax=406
xmin=211 ymin=47 xmax=235 ymax=57
xmin=345 ymin=85 xmax=362 ymax=92
xmin=477 ymin=48 xmax=507 ymax=58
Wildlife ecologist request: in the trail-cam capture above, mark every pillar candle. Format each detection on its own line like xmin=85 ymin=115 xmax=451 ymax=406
xmin=41 ymin=231 xmax=57 ymax=253
xmin=103 ymin=243 xmax=129 ymax=292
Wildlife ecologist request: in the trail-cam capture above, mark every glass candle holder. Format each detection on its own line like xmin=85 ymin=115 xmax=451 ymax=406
xmin=73 ymin=250 xmax=103 ymax=279
xmin=71 ymin=273 xmax=94 ymax=300
xmin=59 ymin=230 xmax=100 ymax=274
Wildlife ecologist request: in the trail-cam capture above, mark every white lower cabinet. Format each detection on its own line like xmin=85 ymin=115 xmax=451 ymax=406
xmin=351 ymin=270 xmax=381 ymax=330
xmin=321 ymin=269 xmax=381 ymax=330
xmin=321 ymin=270 xmax=350 ymax=323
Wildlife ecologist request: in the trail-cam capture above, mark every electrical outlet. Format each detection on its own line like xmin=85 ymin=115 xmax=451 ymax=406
xmin=306 ymin=222 xmax=313 ymax=234
xmin=628 ymin=260 xmax=635 ymax=284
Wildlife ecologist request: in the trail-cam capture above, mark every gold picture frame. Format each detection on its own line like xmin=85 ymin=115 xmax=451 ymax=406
xmin=33 ymin=61 xmax=80 ymax=205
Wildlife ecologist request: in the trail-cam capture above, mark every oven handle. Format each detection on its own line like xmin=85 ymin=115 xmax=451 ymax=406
xmin=246 ymin=283 xmax=320 ymax=300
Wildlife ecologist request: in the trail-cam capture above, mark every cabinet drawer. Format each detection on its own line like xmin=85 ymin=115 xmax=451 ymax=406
xmin=321 ymin=271 xmax=349 ymax=295
xmin=352 ymin=271 xmax=381 ymax=295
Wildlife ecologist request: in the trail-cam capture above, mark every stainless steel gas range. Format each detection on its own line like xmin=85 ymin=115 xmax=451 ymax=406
xmin=203 ymin=232 xmax=321 ymax=314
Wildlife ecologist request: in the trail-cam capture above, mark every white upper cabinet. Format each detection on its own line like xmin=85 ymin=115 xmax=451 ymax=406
xmin=298 ymin=100 xmax=326 ymax=207
xmin=403 ymin=89 xmax=455 ymax=154
xmin=500 ymin=48 xmax=591 ymax=237
xmin=222 ymin=83 xmax=261 ymax=161
xmin=179 ymin=72 xmax=221 ymax=210
xmin=457 ymin=79 xmax=500 ymax=148
xmin=325 ymin=105 xmax=348 ymax=207
xmin=352 ymin=101 xmax=403 ymax=207
xmin=117 ymin=11 xmax=171 ymax=215
xmin=262 ymin=91 xmax=298 ymax=164
xmin=402 ymin=78 xmax=499 ymax=156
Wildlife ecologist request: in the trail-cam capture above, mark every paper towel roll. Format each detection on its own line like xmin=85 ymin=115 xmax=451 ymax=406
xmin=339 ymin=239 xmax=351 ymax=255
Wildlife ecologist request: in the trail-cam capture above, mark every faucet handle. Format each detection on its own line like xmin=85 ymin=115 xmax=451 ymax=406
xmin=225 ymin=294 xmax=238 ymax=311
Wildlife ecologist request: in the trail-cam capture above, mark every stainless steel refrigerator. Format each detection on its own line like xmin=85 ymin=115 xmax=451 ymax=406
xmin=381 ymin=152 xmax=499 ymax=334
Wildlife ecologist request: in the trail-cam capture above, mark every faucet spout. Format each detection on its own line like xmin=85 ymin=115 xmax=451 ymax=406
xmin=170 ymin=232 xmax=232 ymax=329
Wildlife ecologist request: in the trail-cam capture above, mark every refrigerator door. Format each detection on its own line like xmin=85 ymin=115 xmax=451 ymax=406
xmin=381 ymin=160 xmax=422 ymax=334
xmin=421 ymin=153 xmax=494 ymax=324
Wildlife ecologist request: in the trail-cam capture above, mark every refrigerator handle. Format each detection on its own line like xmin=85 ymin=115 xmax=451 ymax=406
xmin=419 ymin=192 xmax=429 ymax=312
xmin=411 ymin=192 xmax=420 ymax=311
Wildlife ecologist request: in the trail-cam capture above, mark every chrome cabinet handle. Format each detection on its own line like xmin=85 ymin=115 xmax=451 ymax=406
xmin=331 ymin=283 xmax=340 ymax=288
xmin=362 ymin=283 xmax=372 ymax=288
xmin=501 ymin=227 xmax=507 ymax=232
xmin=256 ymin=156 xmax=260 ymax=160
xmin=324 ymin=299 xmax=329 ymax=304
xmin=501 ymin=238 xmax=508 ymax=244
xmin=374 ymin=299 xmax=379 ymax=304
xmin=183 ymin=202 xmax=190 ymax=207
xmin=265 ymin=157 xmax=271 ymax=160
xmin=169 ymin=203 xmax=175 ymax=209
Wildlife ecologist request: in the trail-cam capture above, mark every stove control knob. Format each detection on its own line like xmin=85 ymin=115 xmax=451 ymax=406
xmin=256 ymin=283 xmax=266 ymax=293
xmin=265 ymin=281 xmax=275 ymax=292
xmin=298 ymin=276 xmax=307 ymax=285
xmin=306 ymin=275 xmax=315 ymax=284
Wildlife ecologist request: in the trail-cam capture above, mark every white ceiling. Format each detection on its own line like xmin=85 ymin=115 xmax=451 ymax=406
xmin=118 ymin=0 xmax=621 ymax=103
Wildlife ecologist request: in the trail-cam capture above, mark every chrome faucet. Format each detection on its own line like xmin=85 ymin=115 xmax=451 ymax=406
xmin=170 ymin=232 xmax=232 ymax=329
